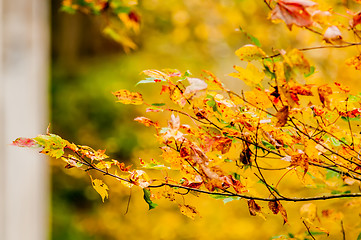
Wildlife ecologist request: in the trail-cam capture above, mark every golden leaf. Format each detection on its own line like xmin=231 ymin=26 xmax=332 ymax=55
xmin=229 ymin=63 xmax=265 ymax=87
xmin=235 ymin=44 xmax=266 ymax=61
xmin=113 ymin=89 xmax=143 ymax=105
xmin=179 ymin=204 xmax=200 ymax=220
xmin=91 ymin=178 xmax=109 ymax=202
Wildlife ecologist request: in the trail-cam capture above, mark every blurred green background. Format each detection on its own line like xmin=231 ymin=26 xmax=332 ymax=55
xmin=50 ymin=0 xmax=361 ymax=239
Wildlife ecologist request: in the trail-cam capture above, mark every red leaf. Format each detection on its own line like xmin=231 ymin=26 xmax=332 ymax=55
xmin=12 ymin=137 xmax=40 ymax=148
xmin=351 ymin=12 xmax=361 ymax=28
xmin=271 ymin=0 xmax=317 ymax=30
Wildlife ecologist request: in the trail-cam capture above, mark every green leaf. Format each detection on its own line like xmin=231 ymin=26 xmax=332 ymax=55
xmin=330 ymin=137 xmax=341 ymax=147
xmin=233 ymin=173 xmax=241 ymax=180
xmin=261 ymin=140 xmax=276 ymax=150
xmin=357 ymin=232 xmax=361 ymax=240
xmin=239 ymin=26 xmax=261 ymax=47
xmin=325 ymin=169 xmax=340 ymax=180
xmin=113 ymin=6 xmax=132 ymax=14
xmin=151 ymin=103 xmax=166 ymax=106
xmin=136 ymin=77 xmax=165 ymax=86
xmin=223 ymin=196 xmax=240 ymax=204
xmin=143 ymin=188 xmax=158 ymax=210
xmin=304 ymin=66 xmax=315 ymax=78
xmin=60 ymin=5 xmax=77 ymax=14
xmin=34 ymin=134 xmax=66 ymax=159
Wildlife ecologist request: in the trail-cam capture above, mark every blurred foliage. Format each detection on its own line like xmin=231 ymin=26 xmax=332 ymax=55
xmin=50 ymin=0 xmax=361 ymax=239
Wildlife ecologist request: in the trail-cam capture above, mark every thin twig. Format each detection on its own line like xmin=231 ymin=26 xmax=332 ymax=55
xmin=303 ymin=220 xmax=316 ymax=240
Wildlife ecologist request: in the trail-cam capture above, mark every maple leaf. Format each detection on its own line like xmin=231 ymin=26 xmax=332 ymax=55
xmin=91 ymin=178 xmax=109 ymax=202
xmin=323 ymin=26 xmax=342 ymax=44
xmin=184 ymin=78 xmax=208 ymax=98
xmin=317 ymin=84 xmax=333 ymax=109
xmin=34 ymin=134 xmax=66 ymax=159
xmin=12 ymin=137 xmax=40 ymax=148
xmin=229 ymin=63 xmax=265 ymax=87
xmin=235 ymin=44 xmax=266 ymax=62
xmin=334 ymin=81 xmax=350 ymax=93
xmin=350 ymin=11 xmax=361 ymax=28
xmin=345 ymin=54 xmax=361 ymax=70
xmin=113 ymin=89 xmax=143 ymax=105
xmin=276 ymin=106 xmax=289 ymax=127
xmin=129 ymin=170 xmax=151 ymax=188
xmin=179 ymin=204 xmax=200 ymax=220
xmin=134 ymin=116 xmax=159 ymax=127
xmin=271 ymin=0 xmax=317 ymax=30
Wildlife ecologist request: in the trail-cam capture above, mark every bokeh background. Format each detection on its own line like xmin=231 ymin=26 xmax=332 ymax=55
xmin=9 ymin=0 xmax=361 ymax=239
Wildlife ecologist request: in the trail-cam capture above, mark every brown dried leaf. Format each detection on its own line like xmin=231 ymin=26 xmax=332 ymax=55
xmin=247 ymin=199 xmax=263 ymax=217
xmin=276 ymin=106 xmax=289 ymax=127
xmin=317 ymin=84 xmax=333 ymax=109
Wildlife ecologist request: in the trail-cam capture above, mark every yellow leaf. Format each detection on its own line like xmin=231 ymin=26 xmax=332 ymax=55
xmin=142 ymin=69 xmax=169 ymax=80
xmin=300 ymin=203 xmax=318 ymax=221
xmin=235 ymin=44 xmax=266 ymax=61
xmin=304 ymin=139 xmax=319 ymax=160
xmin=91 ymin=178 xmax=109 ymax=202
xmin=113 ymin=89 xmax=143 ymax=105
xmin=179 ymin=204 xmax=200 ymax=220
xmin=230 ymin=63 xmax=265 ymax=87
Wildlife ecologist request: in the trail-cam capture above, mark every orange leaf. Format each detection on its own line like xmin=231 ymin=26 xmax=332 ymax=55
xmin=271 ymin=0 xmax=317 ymax=30
xmin=134 ymin=116 xmax=159 ymax=127
xmin=113 ymin=89 xmax=143 ymax=105
xmin=317 ymin=84 xmax=333 ymax=109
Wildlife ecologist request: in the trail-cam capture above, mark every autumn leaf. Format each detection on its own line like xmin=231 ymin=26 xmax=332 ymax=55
xmin=323 ymin=26 xmax=342 ymax=44
xmin=317 ymin=84 xmax=333 ymax=109
xmin=334 ymin=81 xmax=350 ymax=93
xmin=142 ymin=69 xmax=169 ymax=81
xmin=91 ymin=178 xmax=109 ymax=202
xmin=346 ymin=54 xmax=361 ymax=70
xmin=350 ymin=11 xmax=361 ymax=28
xmin=247 ymin=199 xmax=265 ymax=219
xmin=184 ymin=78 xmax=208 ymax=98
xmin=134 ymin=116 xmax=159 ymax=127
xmin=34 ymin=134 xmax=66 ymax=159
xmin=269 ymin=200 xmax=288 ymax=224
xmin=113 ymin=89 xmax=143 ymax=105
xmin=12 ymin=137 xmax=40 ymax=148
xmin=235 ymin=44 xmax=266 ymax=61
xmin=271 ymin=0 xmax=317 ymax=30
xmin=300 ymin=203 xmax=318 ymax=221
xmin=229 ymin=63 xmax=265 ymax=87
xmin=276 ymin=106 xmax=289 ymax=127
xmin=179 ymin=204 xmax=200 ymax=220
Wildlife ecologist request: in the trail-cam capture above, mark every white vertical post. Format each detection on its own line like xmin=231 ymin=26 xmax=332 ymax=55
xmin=0 ymin=0 xmax=49 ymax=239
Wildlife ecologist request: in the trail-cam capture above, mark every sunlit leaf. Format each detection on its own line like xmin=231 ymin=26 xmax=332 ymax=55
xmin=235 ymin=44 xmax=266 ymax=62
xmin=113 ymin=89 xmax=143 ymax=105
xmin=92 ymin=178 xmax=109 ymax=202
xmin=12 ymin=138 xmax=40 ymax=148
xmin=230 ymin=63 xmax=265 ymax=87
xmin=271 ymin=0 xmax=317 ymax=30
xmin=179 ymin=204 xmax=200 ymax=219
